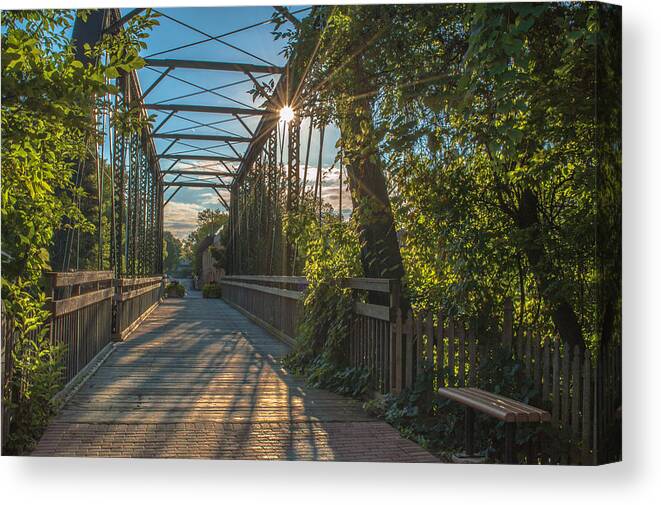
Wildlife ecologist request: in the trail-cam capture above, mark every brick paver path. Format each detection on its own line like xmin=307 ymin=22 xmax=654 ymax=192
xmin=33 ymin=295 xmax=438 ymax=462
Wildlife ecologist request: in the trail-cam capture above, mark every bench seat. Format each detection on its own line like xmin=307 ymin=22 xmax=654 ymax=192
xmin=437 ymin=387 xmax=551 ymax=423
xmin=438 ymin=387 xmax=551 ymax=463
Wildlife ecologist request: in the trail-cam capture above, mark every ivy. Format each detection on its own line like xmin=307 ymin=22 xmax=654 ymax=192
xmin=281 ymin=214 xmax=366 ymax=396
xmin=1 ymin=9 xmax=158 ymax=454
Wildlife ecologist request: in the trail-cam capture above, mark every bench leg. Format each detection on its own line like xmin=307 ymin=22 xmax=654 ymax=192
xmin=505 ymin=423 xmax=516 ymax=464
xmin=464 ymin=407 xmax=475 ymax=456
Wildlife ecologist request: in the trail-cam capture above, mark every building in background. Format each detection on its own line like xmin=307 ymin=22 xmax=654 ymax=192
xmin=196 ymin=226 xmax=226 ymax=288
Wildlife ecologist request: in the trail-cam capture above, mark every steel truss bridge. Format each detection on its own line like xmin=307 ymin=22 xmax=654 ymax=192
xmin=13 ymin=7 xmax=440 ymax=463
xmin=6 ymin=7 xmax=618 ymax=465
xmin=55 ymin=7 xmax=333 ymax=279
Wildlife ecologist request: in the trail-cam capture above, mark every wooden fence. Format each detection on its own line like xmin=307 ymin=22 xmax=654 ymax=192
xmin=346 ymin=278 xmax=400 ymax=394
xmin=391 ymin=304 xmax=621 ymax=464
xmin=219 ymin=275 xmax=621 ymax=465
xmin=114 ymin=275 xmax=165 ymax=340
xmin=219 ymin=275 xmax=308 ymax=345
xmin=1 ymin=271 xmax=166 ymax=448
xmin=47 ymin=271 xmax=115 ymax=384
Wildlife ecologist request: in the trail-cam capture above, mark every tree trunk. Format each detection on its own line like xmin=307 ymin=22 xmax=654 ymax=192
xmin=516 ymin=188 xmax=585 ymax=351
xmin=342 ymin=59 xmax=406 ymax=303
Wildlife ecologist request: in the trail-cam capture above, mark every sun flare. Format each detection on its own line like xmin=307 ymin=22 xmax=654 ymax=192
xmin=279 ymin=105 xmax=295 ymax=123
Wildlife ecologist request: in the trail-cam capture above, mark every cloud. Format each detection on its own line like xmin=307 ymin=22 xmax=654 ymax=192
xmin=199 ymin=191 xmax=223 ymax=205
xmin=303 ymin=164 xmax=353 ymax=213
xmin=164 ymin=201 xmax=206 ymax=240
xmin=199 ymin=189 xmax=231 ymax=205
xmin=163 ymin=161 xmax=353 ymax=241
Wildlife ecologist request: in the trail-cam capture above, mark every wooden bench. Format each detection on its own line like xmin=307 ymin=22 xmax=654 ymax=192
xmin=438 ymin=387 xmax=551 ymax=464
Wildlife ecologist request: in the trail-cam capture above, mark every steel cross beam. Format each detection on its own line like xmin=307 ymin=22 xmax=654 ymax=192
xmin=153 ymin=133 xmax=253 ymax=143
xmin=233 ymin=7 xmax=323 ymax=187
xmin=161 ymin=169 xmax=236 ymax=177
xmin=159 ymin=154 xmax=242 ymax=162
xmin=163 ymin=181 xmax=231 ymax=188
xmin=213 ymin=187 xmax=230 ymax=210
xmin=145 ymin=103 xmax=271 ymax=116
xmin=164 ymin=186 xmax=182 ymax=206
xmin=144 ymin=58 xmax=284 ymax=75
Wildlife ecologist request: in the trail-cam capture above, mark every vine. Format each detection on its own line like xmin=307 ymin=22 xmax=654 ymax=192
xmin=281 ymin=215 xmax=370 ymax=397
xmin=1 ymin=9 xmax=158 ymax=454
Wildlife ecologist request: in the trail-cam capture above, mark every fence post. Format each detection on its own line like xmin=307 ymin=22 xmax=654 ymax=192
xmin=388 ymin=279 xmax=401 ymax=394
xmin=502 ymin=297 xmax=513 ymax=354
xmin=112 ymin=279 xmax=122 ymax=341
xmin=47 ymin=273 xmax=55 ymax=345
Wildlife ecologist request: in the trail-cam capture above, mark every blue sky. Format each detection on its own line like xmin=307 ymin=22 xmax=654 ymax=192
xmin=123 ymin=6 xmax=346 ymax=239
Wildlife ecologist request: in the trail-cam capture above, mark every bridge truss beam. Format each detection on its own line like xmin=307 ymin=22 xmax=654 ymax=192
xmin=53 ymin=9 xmax=164 ymax=278
xmin=227 ymin=7 xmax=327 ymax=277
xmin=144 ymin=58 xmax=284 ymax=75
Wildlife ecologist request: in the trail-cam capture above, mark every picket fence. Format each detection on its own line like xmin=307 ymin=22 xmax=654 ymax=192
xmin=221 ymin=275 xmax=621 ymax=465
xmin=378 ymin=301 xmax=621 ymax=464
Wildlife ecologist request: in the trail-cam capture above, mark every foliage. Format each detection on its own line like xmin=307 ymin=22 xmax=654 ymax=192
xmin=281 ymin=216 xmax=363 ymax=390
xmin=284 ymin=2 xmax=621 ymax=353
xmin=277 ymin=2 xmax=620 ymax=462
xmin=163 ymin=231 xmax=182 ymax=274
xmin=165 ymin=281 xmax=185 ymax=298
xmin=2 ymin=281 xmax=66 ymax=454
xmin=182 ymin=209 xmax=228 ymax=276
xmin=1 ymin=9 xmax=158 ymax=453
xmin=201 ymin=283 xmax=222 ymax=299
xmin=3 ymin=318 xmax=65 ymax=455
xmin=209 ymin=245 xmax=226 ymax=272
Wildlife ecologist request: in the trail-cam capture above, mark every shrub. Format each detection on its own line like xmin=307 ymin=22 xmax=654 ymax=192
xmin=4 ymin=329 xmax=65 ymax=454
xmin=165 ymin=282 xmax=185 ymax=298
xmin=202 ymin=283 xmax=222 ymax=298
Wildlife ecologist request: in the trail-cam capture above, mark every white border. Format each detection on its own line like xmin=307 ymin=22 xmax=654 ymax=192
xmin=1 ymin=1 xmax=659 ymax=504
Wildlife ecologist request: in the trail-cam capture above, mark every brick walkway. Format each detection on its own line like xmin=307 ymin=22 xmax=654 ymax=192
xmin=33 ymin=295 xmax=438 ymax=462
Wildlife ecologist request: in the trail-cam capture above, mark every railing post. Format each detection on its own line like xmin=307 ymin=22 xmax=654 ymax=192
xmin=389 ymin=279 xmax=401 ymax=394
xmin=112 ymin=278 xmax=122 ymax=341
xmin=47 ymin=273 xmax=55 ymax=345
xmin=161 ymin=274 xmax=167 ymax=300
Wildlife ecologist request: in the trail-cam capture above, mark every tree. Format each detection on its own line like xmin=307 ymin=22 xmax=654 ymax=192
xmin=380 ymin=3 xmax=619 ymax=350
xmin=1 ymin=9 xmax=158 ymax=453
xmin=283 ymin=3 xmax=620 ymax=350
xmin=183 ymin=209 xmax=229 ymax=277
xmin=163 ymin=231 xmax=182 ymax=274
xmin=281 ymin=7 xmax=407 ymax=298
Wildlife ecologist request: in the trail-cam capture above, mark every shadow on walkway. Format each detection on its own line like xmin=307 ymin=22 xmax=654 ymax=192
xmin=33 ymin=295 xmax=438 ymax=462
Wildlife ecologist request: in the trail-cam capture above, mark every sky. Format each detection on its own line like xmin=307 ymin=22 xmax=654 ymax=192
xmin=122 ymin=6 xmax=348 ymax=239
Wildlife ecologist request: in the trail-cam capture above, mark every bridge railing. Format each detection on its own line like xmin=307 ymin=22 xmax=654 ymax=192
xmin=114 ymin=275 xmax=165 ymax=341
xmin=345 ymin=278 xmax=401 ymax=395
xmin=2 ymin=271 xmax=165 ymax=449
xmin=218 ymin=276 xmax=308 ymax=346
xmin=2 ymin=272 xmax=165 ymax=397
xmin=47 ymin=271 xmax=115 ymax=384
xmin=218 ymin=275 xmax=400 ymax=394
xmin=218 ymin=275 xmax=621 ymax=463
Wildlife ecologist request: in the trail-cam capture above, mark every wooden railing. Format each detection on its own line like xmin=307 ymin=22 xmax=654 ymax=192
xmin=345 ymin=278 xmax=400 ymax=394
xmin=2 ymin=271 xmax=165 ymax=448
xmin=114 ymin=275 xmax=165 ymax=341
xmin=219 ymin=275 xmax=400 ymax=392
xmin=48 ymin=271 xmax=115 ymax=384
xmin=219 ymin=275 xmax=620 ymax=465
xmin=2 ymin=272 xmax=164 ymax=394
xmin=219 ymin=276 xmax=308 ymax=345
